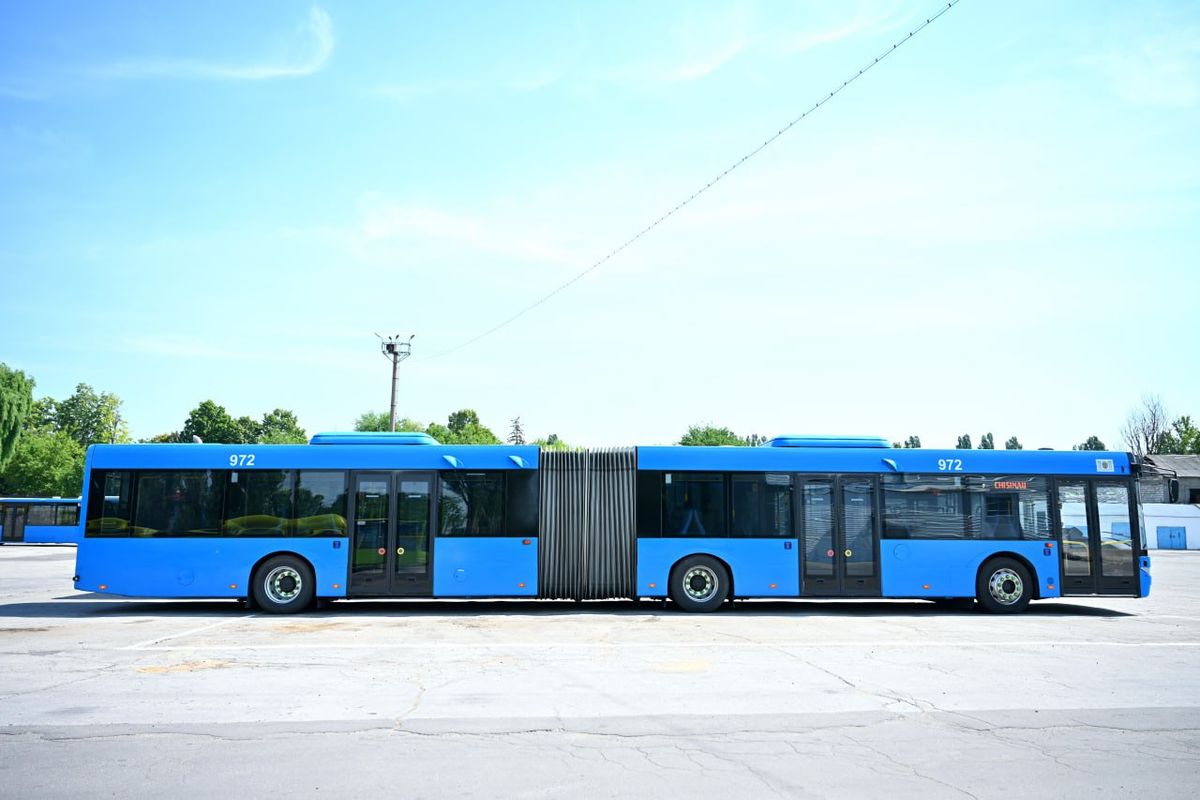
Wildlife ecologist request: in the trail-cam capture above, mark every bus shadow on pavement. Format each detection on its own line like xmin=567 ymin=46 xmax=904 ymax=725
xmin=0 ymin=597 xmax=1133 ymax=619
xmin=0 ymin=597 xmax=252 ymax=618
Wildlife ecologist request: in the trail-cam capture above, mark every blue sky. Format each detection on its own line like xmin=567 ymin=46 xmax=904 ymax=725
xmin=2 ymin=0 xmax=1197 ymax=447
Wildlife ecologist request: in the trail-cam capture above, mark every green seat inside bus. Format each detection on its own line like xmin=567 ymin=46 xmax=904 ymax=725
xmin=224 ymin=515 xmax=288 ymax=536
xmin=293 ymin=514 xmax=347 ymax=537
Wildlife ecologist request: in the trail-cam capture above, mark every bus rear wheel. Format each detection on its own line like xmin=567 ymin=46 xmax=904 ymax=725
xmin=252 ymin=555 xmax=315 ymax=614
xmin=669 ymin=556 xmax=729 ymax=613
xmin=976 ymin=557 xmax=1032 ymax=614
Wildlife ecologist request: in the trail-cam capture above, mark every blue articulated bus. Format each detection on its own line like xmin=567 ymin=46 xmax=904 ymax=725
xmin=73 ymin=433 xmax=1151 ymax=614
xmin=1 ymin=497 xmax=82 ymax=545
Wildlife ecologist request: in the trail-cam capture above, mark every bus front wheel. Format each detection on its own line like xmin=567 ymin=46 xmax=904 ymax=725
xmin=976 ymin=557 xmax=1032 ymax=614
xmin=669 ymin=556 xmax=729 ymax=613
xmin=252 ymin=555 xmax=315 ymax=614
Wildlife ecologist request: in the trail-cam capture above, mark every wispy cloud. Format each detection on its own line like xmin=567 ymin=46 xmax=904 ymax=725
xmin=1083 ymin=27 xmax=1200 ymax=108
xmin=93 ymin=6 xmax=334 ymax=82
xmin=604 ymin=4 xmax=750 ymax=85
xmin=774 ymin=1 xmax=911 ymax=54
xmin=366 ymin=70 xmax=560 ymax=103
xmin=352 ymin=194 xmax=578 ymax=268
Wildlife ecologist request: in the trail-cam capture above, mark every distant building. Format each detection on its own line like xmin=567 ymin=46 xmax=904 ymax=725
xmin=1142 ymin=504 xmax=1200 ymax=550
xmin=1144 ymin=455 xmax=1200 ymax=505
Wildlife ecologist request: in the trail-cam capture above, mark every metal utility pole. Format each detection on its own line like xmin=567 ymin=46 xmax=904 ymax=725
xmin=378 ymin=334 xmax=414 ymax=432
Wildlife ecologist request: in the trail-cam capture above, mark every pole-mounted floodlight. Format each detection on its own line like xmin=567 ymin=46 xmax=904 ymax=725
xmin=377 ymin=333 xmax=414 ymax=432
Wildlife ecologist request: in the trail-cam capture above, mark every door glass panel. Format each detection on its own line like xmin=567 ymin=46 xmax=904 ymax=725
xmin=395 ymin=479 xmax=430 ymax=576
xmin=803 ymin=482 xmax=834 ymax=576
xmin=841 ymin=479 xmax=876 ymax=577
xmin=353 ymin=477 xmax=390 ymax=580
xmin=1096 ymin=482 xmax=1133 ymax=577
xmin=1058 ymin=481 xmax=1091 ymax=576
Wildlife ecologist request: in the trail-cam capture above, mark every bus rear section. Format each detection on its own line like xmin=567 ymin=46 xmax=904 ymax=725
xmin=1 ymin=498 xmax=82 ymax=545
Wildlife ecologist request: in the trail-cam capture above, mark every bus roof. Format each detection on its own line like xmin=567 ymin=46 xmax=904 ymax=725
xmin=637 ymin=446 xmax=1133 ymax=475
xmin=86 ymin=443 xmax=540 ymax=471
xmin=82 ymin=441 xmax=1134 ymax=477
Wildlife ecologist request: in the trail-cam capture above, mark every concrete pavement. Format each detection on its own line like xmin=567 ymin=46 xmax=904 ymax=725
xmin=1 ymin=546 xmax=1197 ymax=798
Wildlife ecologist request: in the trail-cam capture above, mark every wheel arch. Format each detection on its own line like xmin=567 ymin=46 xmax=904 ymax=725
xmin=247 ymin=550 xmax=319 ymax=600
xmin=669 ymin=552 xmax=736 ymax=599
xmin=976 ymin=550 xmax=1041 ymax=600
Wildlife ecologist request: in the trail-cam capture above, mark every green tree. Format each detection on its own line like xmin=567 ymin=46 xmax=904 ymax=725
xmin=956 ymin=434 xmax=972 ymax=449
xmin=181 ymin=400 xmax=254 ymax=443
xmin=354 ymin=410 xmax=424 ymax=433
xmin=1160 ymin=416 xmax=1200 ymax=454
xmin=508 ymin=417 xmax=526 ymax=445
xmin=55 ymin=383 xmax=130 ymax=446
xmin=0 ymin=363 xmax=35 ymax=470
xmin=978 ymin=433 xmax=995 ymax=450
xmin=903 ymin=435 xmax=921 ymax=449
xmin=534 ymin=433 xmax=574 ymax=451
xmin=429 ymin=409 xmax=500 ymax=444
xmin=258 ymin=408 xmax=307 ymax=444
xmin=1074 ymin=436 xmax=1107 ymax=451
xmin=679 ymin=425 xmax=743 ymax=446
xmin=0 ymin=429 xmax=85 ymax=497
xmin=1004 ymin=436 xmax=1023 ymax=450
xmin=29 ymin=396 xmax=58 ymax=431
xmin=743 ymin=433 xmax=768 ymax=446
xmin=354 ymin=410 xmax=390 ymax=432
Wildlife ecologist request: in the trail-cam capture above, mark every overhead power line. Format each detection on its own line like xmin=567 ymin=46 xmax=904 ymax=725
xmin=429 ymin=0 xmax=964 ymax=359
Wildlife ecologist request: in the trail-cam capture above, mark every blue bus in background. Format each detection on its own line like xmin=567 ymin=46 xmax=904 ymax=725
xmin=73 ymin=433 xmax=1150 ymax=614
xmin=1 ymin=497 xmax=82 ymax=545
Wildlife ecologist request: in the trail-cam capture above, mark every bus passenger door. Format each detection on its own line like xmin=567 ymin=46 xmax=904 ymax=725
xmin=800 ymin=476 xmax=881 ymax=597
xmin=348 ymin=472 xmax=434 ymax=597
xmin=1056 ymin=479 xmax=1138 ymax=596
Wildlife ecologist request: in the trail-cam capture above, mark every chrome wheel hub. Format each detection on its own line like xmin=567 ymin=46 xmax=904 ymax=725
xmin=683 ymin=567 xmax=718 ymax=602
xmin=988 ymin=568 xmax=1023 ymax=605
xmin=265 ymin=566 xmax=302 ymax=604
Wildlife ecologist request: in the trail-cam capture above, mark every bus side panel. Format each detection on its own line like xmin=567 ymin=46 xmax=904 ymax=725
xmin=636 ymin=538 xmax=800 ymax=598
xmin=880 ymin=540 xmax=1061 ymax=599
xmin=75 ymin=538 xmax=351 ymax=598
xmin=1139 ymin=556 xmax=1152 ymax=597
xmin=433 ymin=537 xmax=537 ymax=597
xmin=22 ymin=525 xmax=83 ymax=545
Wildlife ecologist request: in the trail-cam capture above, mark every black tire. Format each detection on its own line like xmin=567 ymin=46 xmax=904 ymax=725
xmin=669 ymin=556 xmax=730 ymax=613
xmin=252 ymin=555 xmax=315 ymax=614
xmin=976 ymin=557 xmax=1032 ymax=614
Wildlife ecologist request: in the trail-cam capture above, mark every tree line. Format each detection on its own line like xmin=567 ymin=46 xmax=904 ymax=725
xmin=2 ymin=361 xmax=1197 ymax=498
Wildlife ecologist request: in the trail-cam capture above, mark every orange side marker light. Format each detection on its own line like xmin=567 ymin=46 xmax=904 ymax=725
xmin=98 ymin=584 xmax=107 ymax=590
xmin=518 ymin=582 xmax=526 ymax=588
xmin=648 ymin=582 xmax=657 ymax=589
xmin=332 ymin=583 xmax=341 ymax=590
